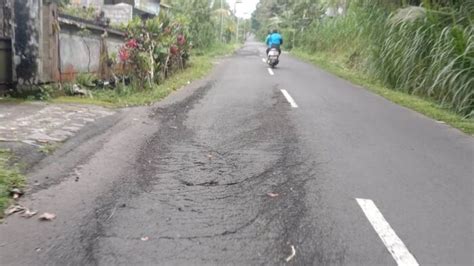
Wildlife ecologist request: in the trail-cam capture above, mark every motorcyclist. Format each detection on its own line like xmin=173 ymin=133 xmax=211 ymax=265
xmin=266 ymin=29 xmax=283 ymax=55
xmin=265 ymin=30 xmax=272 ymax=46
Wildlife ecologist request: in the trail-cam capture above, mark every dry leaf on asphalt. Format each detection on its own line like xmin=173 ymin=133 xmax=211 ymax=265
xmin=21 ymin=209 xmax=38 ymax=218
xmin=10 ymin=188 xmax=23 ymax=199
xmin=38 ymin=212 xmax=56 ymax=221
xmin=267 ymin=192 xmax=279 ymax=198
xmin=285 ymin=245 xmax=296 ymax=262
xmin=4 ymin=204 xmax=26 ymax=216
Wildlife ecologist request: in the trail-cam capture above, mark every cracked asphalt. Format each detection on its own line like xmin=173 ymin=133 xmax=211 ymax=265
xmin=1 ymin=41 xmax=473 ymax=265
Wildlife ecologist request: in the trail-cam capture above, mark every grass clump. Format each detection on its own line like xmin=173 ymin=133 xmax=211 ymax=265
xmin=0 ymin=149 xmax=24 ymax=219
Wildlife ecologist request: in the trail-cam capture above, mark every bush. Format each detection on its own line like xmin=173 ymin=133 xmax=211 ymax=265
xmin=118 ymin=13 xmax=191 ymax=89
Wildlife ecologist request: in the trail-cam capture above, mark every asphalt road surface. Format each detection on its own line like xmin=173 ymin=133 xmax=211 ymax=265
xmin=1 ymin=41 xmax=473 ymax=265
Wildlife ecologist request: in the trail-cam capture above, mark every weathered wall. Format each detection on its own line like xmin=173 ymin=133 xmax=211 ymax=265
xmin=0 ymin=0 xmax=12 ymax=93
xmin=0 ymin=0 xmax=12 ymax=38
xmin=11 ymin=0 xmax=43 ymax=85
xmin=5 ymin=2 xmax=125 ymax=87
xmin=59 ymin=19 xmax=124 ymax=80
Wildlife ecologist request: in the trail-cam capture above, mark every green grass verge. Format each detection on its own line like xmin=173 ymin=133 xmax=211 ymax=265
xmin=0 ymin=97 xmax=26 ymax=104
xmin=52 ymin=43 xmax=240 ymax=108
xmin=291 ymin=50 xmax=474 ymax=135
xmin=0 ymin=149 xmax=25 ymax=219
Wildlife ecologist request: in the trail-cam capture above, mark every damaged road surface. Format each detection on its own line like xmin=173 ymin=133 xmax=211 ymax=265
xmin=1 ymin=41 xmax=473 ymax=265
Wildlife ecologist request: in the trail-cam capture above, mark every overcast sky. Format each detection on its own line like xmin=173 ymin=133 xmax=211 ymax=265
xmin=226 ymin=0 xmax=260 ymax=18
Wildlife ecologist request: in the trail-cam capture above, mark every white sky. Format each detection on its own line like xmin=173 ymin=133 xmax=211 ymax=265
xmin=226 ymin=0 xmax=260 ymax=18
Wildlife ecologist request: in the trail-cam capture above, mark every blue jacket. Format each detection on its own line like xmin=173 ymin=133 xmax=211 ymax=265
xmin=266 ymin=33 xmax=283 ymax=48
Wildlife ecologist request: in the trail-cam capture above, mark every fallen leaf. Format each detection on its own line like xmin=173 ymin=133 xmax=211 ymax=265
xmin=207 ymin=154 xmax=213 ymax=159
xmin=4 ymin=205 xmax=26 ymax=216
xmin=10 ymin=188 xmax=23 ymax=199
xmin=21 ymin=209 xmax=38 ymax=218
xmin=141 ymin=236 xmax=149 ymax=241
xmin=267 ymin=192 xmax=279 ymax=198
xmin=285 ymin=245 xmax=296 ymax=262
xmin=38 ymin=212 xmax=56 ymax=221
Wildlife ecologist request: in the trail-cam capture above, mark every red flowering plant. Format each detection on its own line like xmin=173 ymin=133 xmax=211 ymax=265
xmin=118 ymin=12 xmax=191 ymax=89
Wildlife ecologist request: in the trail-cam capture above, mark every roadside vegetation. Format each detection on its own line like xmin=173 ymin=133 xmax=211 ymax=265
xmin=54 ymin=44 xmax=239 ymax=107
xmin=0 ymin=149 xmax=24 ymax=219
xmin=252 ymin=0 xmax=473 ymax=134
xmin=5 ymin=0 xmax=247 ymax=107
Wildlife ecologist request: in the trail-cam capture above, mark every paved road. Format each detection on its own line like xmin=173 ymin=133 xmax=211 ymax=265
xmin=1 ymin=41 xmax=473 ymax=265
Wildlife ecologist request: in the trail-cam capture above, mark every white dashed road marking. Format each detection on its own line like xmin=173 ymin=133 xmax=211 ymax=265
xmin=267 ymin=68 xmax=274 ymax=76
xmin=356 ymin=198 xmax=419 ymax=266
xmin=280 ymin=89 xmax=298 ymax=108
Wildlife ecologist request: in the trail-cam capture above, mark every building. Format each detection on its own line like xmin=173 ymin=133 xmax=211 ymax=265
xmin=71 ymin=0 xmax=171 ymax=25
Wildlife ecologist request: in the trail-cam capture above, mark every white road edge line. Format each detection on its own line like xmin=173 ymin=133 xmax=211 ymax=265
xmin=280 ymin=89 xmax=298 ymax=108
xmin=356 ymin=198 xmax=419 ymax=266
xmin=267 ymin=68 xmax=274 ymax=76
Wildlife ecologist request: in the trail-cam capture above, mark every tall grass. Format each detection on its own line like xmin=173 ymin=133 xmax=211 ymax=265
xmin=292 ymin=3 xmax=474 ymax=118
xmin=373 ymin=6 xmax=474 ymax=117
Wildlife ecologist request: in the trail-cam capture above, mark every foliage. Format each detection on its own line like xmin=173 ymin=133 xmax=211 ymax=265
xmin=116 ymin=0 xmax=245 ymax=91
xmin=59 ymin=5 xmax=97 ymax=21
xmin=252 ymin=0 xmax=474 ymax=118
xmin=75 ymin=73 xmax=96 ymax=88
xmin=11 ymin=85 xmax=57 ymax=101
xmin=170 ymin=0 xmax=217 ymax=48
xmin=119 ymin=12 xmax=191 ymax=89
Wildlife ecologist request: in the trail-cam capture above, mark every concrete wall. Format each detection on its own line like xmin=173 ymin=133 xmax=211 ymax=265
xmin=11 ymin=0 xmax=43 ymax=86
xmin=70 ymin=0 xmax=104 ymax=7
xmin=58 ymin=19 xmax=124 ymax=80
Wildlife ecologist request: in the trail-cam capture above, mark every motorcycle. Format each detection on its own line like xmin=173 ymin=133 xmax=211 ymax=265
xmin=267 ymin=47 xmax=280 ymax=68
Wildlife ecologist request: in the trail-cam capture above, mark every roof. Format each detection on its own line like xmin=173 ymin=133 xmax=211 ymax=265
xmin=160 ymin=3 xmax=171 ymax=9
xmin=159 ymin=1 xmax=171 ymax=9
